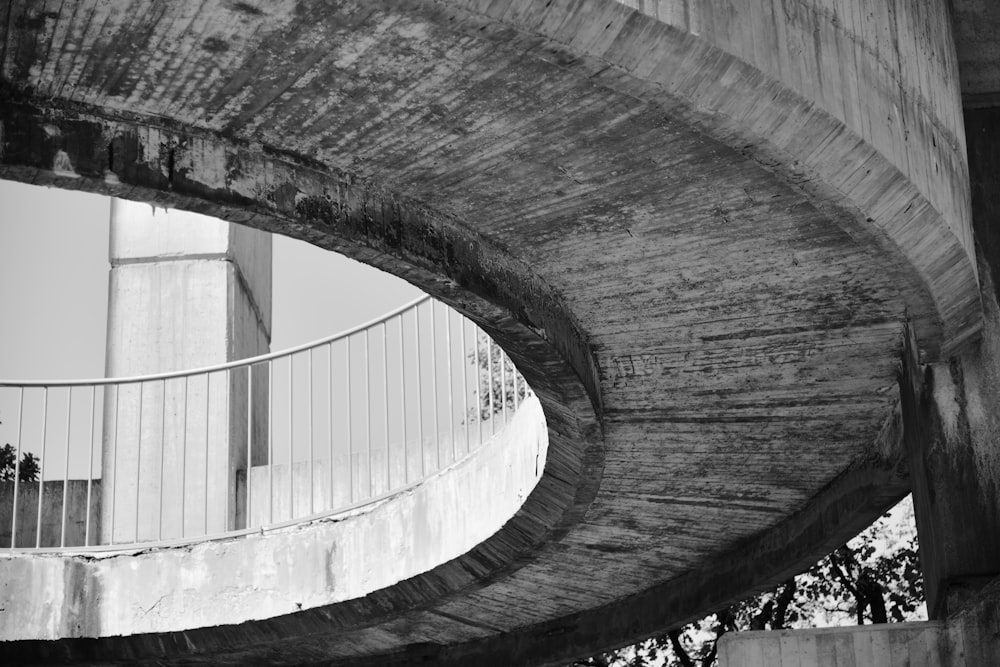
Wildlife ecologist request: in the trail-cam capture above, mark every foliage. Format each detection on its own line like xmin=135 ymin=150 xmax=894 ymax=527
xmin=0 ymin=443 xmax=40 ymax=482
xmin=571 ymin=496 xmax=923 ymax=667
xmin=468 ymin=331 xmax=528 ymax=421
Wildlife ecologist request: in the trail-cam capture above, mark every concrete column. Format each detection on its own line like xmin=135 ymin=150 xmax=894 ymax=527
xmin=897 ymin=108 xmax=1000 ymax=619
xmin=101 ymin=200 xmax=271 ymax=543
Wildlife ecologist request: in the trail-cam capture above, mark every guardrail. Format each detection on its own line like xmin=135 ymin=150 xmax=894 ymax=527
xmin=0 ymin=296 xmax=530 ymax=551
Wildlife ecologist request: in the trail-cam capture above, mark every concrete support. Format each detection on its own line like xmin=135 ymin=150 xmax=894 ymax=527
xmin=101 ymin=200 xmax=270 ymax=543
xmin=896 ymin=108 xmax=1000 ymax=620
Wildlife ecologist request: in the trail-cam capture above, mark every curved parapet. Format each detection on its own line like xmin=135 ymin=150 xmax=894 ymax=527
xmin=607 ymin=0 xmax=978 ymax=355
xmin=0 ymin=395 xmax=547 ymax=640
xmin=0 ymin=1 xmax=982 ymax=664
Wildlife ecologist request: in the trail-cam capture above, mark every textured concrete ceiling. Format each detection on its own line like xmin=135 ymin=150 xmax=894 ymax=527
xmin=0 ymin=0 xmax=982 ymax=664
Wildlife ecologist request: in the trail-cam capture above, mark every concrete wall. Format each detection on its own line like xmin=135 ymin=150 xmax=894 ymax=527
xmin=0 ymin=394 xmax=546 ymax=640
xmin=719 ymin=603 xmax=1000 ymax=667
xmin=101 ymin=201 xmax=271 ymax=543
xmin=0 ymin=480 xmax=101 ymax=548
xmin=719 ymin=623 xmax=950 ymax=666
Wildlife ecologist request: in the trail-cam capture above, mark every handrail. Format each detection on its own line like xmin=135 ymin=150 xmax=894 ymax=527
xmin=1 ymin=294 xmax=531 ymax=551
xmin=0 ymin=294 xmax=432 ymax=388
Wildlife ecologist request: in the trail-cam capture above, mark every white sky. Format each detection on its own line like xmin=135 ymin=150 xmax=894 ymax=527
xmin=0 ymin=179 xmax=422 ymax=381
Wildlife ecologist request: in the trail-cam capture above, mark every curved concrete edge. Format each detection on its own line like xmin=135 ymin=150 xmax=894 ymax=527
xmin=370 ymin=409 xmax=912 ymax=666
xmin=0 ymin=89 xmax=603 ymax=415
xmin=0 ymin=397 xmax=547 ymax=640
xmin=440 ymin=0 xmax=981 ymax=359
xmin=0 ymin=100 xmax=609 ymax=663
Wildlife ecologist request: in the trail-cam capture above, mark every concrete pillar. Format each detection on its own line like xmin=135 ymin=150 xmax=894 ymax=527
xmin=897 ymin=109 xmax=1000 ymax=620
xmin=101 ymin=200 xmax=271 ymax=543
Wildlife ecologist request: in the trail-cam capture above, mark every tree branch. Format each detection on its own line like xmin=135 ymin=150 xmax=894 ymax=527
xmin=771 ymin=579 xmax=797 ymax=630
xmin=667 ymin=629 xmax=696 ymax=667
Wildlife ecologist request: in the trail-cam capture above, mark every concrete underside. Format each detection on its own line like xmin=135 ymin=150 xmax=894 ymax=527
xmin=0 ymin=1 xmax=986 ymax=664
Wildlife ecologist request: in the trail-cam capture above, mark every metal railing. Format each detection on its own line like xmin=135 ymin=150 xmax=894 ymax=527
xmin=0 ymin=296 xmax=530 ymax=551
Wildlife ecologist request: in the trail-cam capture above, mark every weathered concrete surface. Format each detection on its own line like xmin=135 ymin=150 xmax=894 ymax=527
xmin=0 ymin=0 xmax=985 ymax=664
xmin=719 ymin=622 xmax=952 ymax=666
xmin=102 ymin=201 xmax=271 ymax=542
xmin=897 ymin=95 xmax=1000 ymax=621
xmin=718 ymin=580 xmax=1000 ymax=666
xmin=0 ymin=394 xmax=545 ymax=641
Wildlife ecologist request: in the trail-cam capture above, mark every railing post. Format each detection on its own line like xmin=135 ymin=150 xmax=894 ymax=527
xmin=85 ymin=387 xmax=96 ymax=547
xmin=60 ymin=388 xmax=72 ymax=548
xmin=382 ymin=321 xmax=390 ymax=493
xmin=181 ymin=377 xmax=188 ymax=538
xmin=158 ymin=379 xmax=166 ymax=540
xmin=430 ymin=301 xmax=440 ymax=471
xmin=446 ymin=308 xmax=455 ymax=464
xmin=246 ymin=365 xmax=253 ymax=529
xmin=204 ymin=374 xmax=211 ymax=537
xmin=267 ymin=360 xmax=274 ymax=526
xmin=10 ymin=387 xmax=24 ymax=550
xmin=308 ymin=350 xmax=314 ymax=515
xmin=365 ymin=329 xmax=372 ymax=499
xmin=474 ymin=328 xmax=482 ymax=448
xmin=35 ymin=387 xmax=48 ymax=548
xmin=135 ymin=382 xmax=144 ymax=543
xmin=347 ymin=337 xmax=354 ymax=503
xmin=415 ymin=308 xmax=425 ymax=478
xmin=328 ymin=344 xmax=334 ymax=512
xmin=461 ymin=319 xmax=469 ymax=456
xmin=399 ymin=315 xmax=408 ymax=485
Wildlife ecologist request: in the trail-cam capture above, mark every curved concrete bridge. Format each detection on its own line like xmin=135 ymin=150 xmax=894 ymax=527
xmin=1 ymin=1 xmax=998 ymax=664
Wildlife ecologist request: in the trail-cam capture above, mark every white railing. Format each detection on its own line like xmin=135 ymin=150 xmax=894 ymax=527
xmin=0 ymin=296 xmax=530 ymax=551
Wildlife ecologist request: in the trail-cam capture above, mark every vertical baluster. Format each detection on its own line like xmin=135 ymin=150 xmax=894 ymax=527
xmin=10 ymin=387 xmax=23 ymax=550
xmin=35 ymin=387 xmax=48 ymax=548
xmin=110 ymin=385 xmax=119 ymax=544
xmin=181 ymin=378 xmax=188 ymax=538
xmin=60 ymin=388 xmax=72 ymax=548
xmin=399 ymin=313 xmax=408 ymax=485
xmin=246 ymin=365 xmax=253 ymax=529
xmin=158 ymin=379 xmax=166 ymax=540
xmin=461 ymin=318 xmax=469 ymax=456
xmin=382 ymin=321 xmax=390 ymax=492
xmin=288 ymin=358 xmax=294 ymax=520
xmin=445 ymin=308 xmax=455 ymax=464
xmin=474 ymin=327 xmax=482 ymax=449
xmin=328 ymin=343 xmax=334 ymax=511
xmin=487 ymin=337 xmax=495 ymax=438
xmin=85 ymin=386 xmax=95 ymax=546
xmin=365 ymin=329 xmax=372 ymax=498
xmin=308 ymin=350 xmax=314 ymax=515
xmin=501 ymin=349 xmax=508 ymax=426
xmin=346 ymin=337 xmax=353 ymax=503
xmin=430 ymin=301 xmax=440 ymax=471
xmin=224 ymin=368 xmax=231 ymax=531
xmin=415 ymin=307 xmax=424 ymax=478
xmin=204 ymin=373 xmax=211 ymax=537
xmin=267 ymin=360 xmax=274 ymax=526
xmin=513 ymin=360 xmax=520 ymax=412
xmin=135 ymin=382 xmax=145 ymax=543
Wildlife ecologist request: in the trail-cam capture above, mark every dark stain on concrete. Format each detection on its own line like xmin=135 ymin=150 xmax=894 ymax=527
xmin=231 ymin=1 xmax=264 ymax=16
xmin=13 ymin=10 xmax=59 ymax=30
xmin=585 ymin=543 xmax=634 ymax=554
xmin=202 ymin=36 xmax=229 ymax=54
xmin=295 ymin=194 xmax=339 ymax=227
